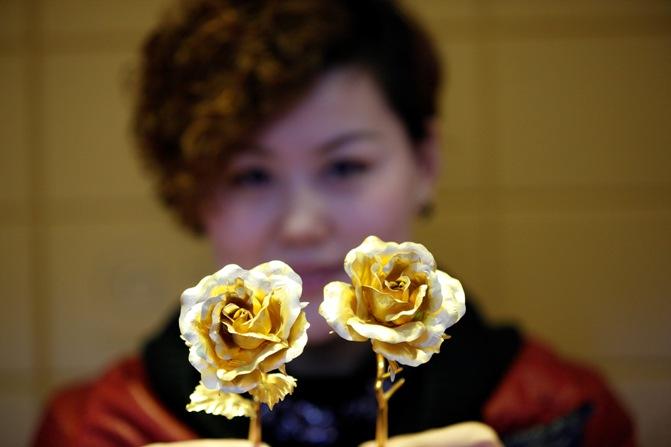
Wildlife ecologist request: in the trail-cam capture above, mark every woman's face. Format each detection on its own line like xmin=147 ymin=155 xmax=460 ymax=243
xmin=202 ymin=67 xmax=438 ymax=343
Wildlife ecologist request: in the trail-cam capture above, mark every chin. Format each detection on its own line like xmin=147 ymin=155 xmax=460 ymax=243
xmin=304 ymin=305 xmax=333 ymax=345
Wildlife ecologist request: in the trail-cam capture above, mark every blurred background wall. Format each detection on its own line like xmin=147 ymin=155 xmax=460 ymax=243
xmin=0 ymin=0 xmax=669 ymax=445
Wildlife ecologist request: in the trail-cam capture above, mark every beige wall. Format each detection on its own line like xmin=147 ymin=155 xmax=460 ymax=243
xmin=0 ymin=0 xmax=669 ymax=445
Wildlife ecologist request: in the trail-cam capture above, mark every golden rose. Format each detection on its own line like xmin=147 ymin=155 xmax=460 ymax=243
xmin=179 ymin=261 xmax=309 ymax=411
xmin=319 ymin=236 xmax=465 ymax=367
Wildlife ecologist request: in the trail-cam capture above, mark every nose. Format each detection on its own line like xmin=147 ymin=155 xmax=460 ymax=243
xmin=278 ymin=180 xmax=330 ymax=247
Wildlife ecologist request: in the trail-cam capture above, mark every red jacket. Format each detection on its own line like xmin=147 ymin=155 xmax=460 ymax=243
xmin=32 ymin=338 xmax=635 ymax=446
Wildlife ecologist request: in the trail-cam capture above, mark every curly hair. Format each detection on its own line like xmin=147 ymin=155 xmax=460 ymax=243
xmin=133 ymin=0 xmax=442 ymax=233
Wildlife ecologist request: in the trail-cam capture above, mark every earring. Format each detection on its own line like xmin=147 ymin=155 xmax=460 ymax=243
xmin=418 ymin=201 xmax=435 ymax=219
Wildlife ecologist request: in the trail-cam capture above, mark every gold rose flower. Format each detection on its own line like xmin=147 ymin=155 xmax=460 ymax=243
xmin=319 ymin=235 xmax=466 ymax=446
xmin=319 ymin=235 xmax=465 ymax=367
xmin=179 ymin=260 xmax=309 ymax=417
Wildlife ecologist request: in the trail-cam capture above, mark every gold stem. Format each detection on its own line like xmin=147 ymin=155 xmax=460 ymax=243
xmin=375 ymin=353 xmax=387 ymax=447
xmin=374 ymin=354 xmax=406 ymax=446
xmin=248 ymin=400 xmax=262 ymax=446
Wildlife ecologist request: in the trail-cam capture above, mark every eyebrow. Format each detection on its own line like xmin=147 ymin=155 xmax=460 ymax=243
xmin=246 ymin=130 xmax=380 ymax=156
xmin=317 ymin=130 xmax=380 ymax=154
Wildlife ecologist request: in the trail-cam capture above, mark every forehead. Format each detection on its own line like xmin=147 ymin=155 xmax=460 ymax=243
xmin=250 ymin=67 xmax=401 ymax=154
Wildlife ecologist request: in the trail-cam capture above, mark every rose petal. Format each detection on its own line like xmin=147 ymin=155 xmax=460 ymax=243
xmin=180 ymin=270 xmax=225 ymax=307
xmin=254 ymin=261 xmax=303 ymax=339
xmin=319 ymin=281 xmax=367 ymax=342
xmin=347 ymin=237 xmax=435 ymax=275
xmin=384 ymin=284 xmax=427 ymax=324
xmin=209 ymin=301 xmax=241 ymax=360
xmin=255 ymin=260 xmax=302 ymax=289
xmin=230 ymin=333 xmax=265 ymax=350
xmin=410 ymin=307 xmax=449 ymax=350
xmin=192 ymin=354 xmax=219 ymax=389
xmin=179 ymin=301 xmax=203 ymax=346
xmin=220 ymin=369 xmax=263 ymax=393
xmin=344 ymin=236 xmax=387 ymax=286
xmin=238 ymin=297 xmax=273 ymax=335
xmin=181 ymin=283 xmax=206 ymax=308
xmin=218 ymin=341 xmax=286 ymax=382
xmin=436 ymin=270 xmax=466 ymax=321
xmin=347 ymin=319 xmax=425 ymax=344
xmin=381 ymin=254 xmax=412 ymax=279
xmin=396 ymin=241 xmax=436 ymax=269
xmin=361 ymin=285 xmax=410 ymax=323
xmin=353 ymin=286 xmax=370 ymax=322
xmin=276 ymin=311 xmax=309 ymax=365
xmin=261 ymin=311 xmax=309 ymax=372
xmin=371 ymin=339 xmax=440 ymax=367
xmin=223 ymin=320 xmax=281 ymax=343
xmin=238 ymin=267 xmax=272 ymax=299
xmin=275 ymin=285 xmax=303 ymax=340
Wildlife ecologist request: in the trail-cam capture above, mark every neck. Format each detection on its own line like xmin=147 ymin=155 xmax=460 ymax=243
xmin=287 ymin=337 xmax=371 ymax=377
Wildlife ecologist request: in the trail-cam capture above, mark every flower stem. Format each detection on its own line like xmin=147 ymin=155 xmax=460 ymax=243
xmin=375 ymin=354 xmax=388 ymax=447
xmin=248 ymin=400 xmax=262 ymax=446
xmin=375 ymin=353 xmax=405 ymax=446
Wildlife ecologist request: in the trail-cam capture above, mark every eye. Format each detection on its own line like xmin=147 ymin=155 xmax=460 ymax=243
xmin=326 ymin=159 xmax=370 ymax=179
xmin=228 ymin=167 xmax=272 ymax=188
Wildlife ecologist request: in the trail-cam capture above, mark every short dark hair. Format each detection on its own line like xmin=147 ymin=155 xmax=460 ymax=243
xmin=133 ymin=0 xmax=442 ymax=233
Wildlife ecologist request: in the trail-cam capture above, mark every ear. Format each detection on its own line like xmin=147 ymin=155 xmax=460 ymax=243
xmin=412 ymin=118 xmax=441 ymax=212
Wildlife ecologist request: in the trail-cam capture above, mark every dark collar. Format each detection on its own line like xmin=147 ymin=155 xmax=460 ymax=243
xmin=142 ymin=294 xmax=521 ymax=440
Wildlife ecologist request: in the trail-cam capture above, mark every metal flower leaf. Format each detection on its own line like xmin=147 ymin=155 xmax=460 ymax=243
xmin=186 ymin=384 xmax=255 ymax=419
xmin=249 ymin=373 xmax=297 ymax=410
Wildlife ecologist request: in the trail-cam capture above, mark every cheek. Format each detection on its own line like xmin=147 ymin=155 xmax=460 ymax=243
xmin=203 ymin=197 xmax=277 ymax=268
xmin=334 ymin=161 xmax=420 ymax=242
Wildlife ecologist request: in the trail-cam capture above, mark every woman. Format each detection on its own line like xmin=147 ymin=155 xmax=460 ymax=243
xmin=33 ymin=1 xmax=634 ymax=446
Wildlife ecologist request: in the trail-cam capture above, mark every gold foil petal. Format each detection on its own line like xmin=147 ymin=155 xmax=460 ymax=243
xmin=319 ymin=281 xmax=367 ymax=342
xmin=371 ymin=339 xmax=435 ymax=367
xmin=348 ymin=319 xmax=425 ymax=344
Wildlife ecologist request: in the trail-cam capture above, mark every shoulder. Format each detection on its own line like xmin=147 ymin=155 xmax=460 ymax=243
xmin=483 ymin=338 xmax=636 ymax=447
xmin=31 ymin=378 xmax=94 ymax=446
xmin=32 ymin=357 xmax=195 ymax=447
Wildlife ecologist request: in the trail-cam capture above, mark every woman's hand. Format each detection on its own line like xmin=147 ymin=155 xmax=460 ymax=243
xmin=143 ymin=422 xmax=500 ymax=447
xmin=144 ymin=441 xmax=269 ymax=447
xmin=359 ymin=422 xmax=502 ymax=447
